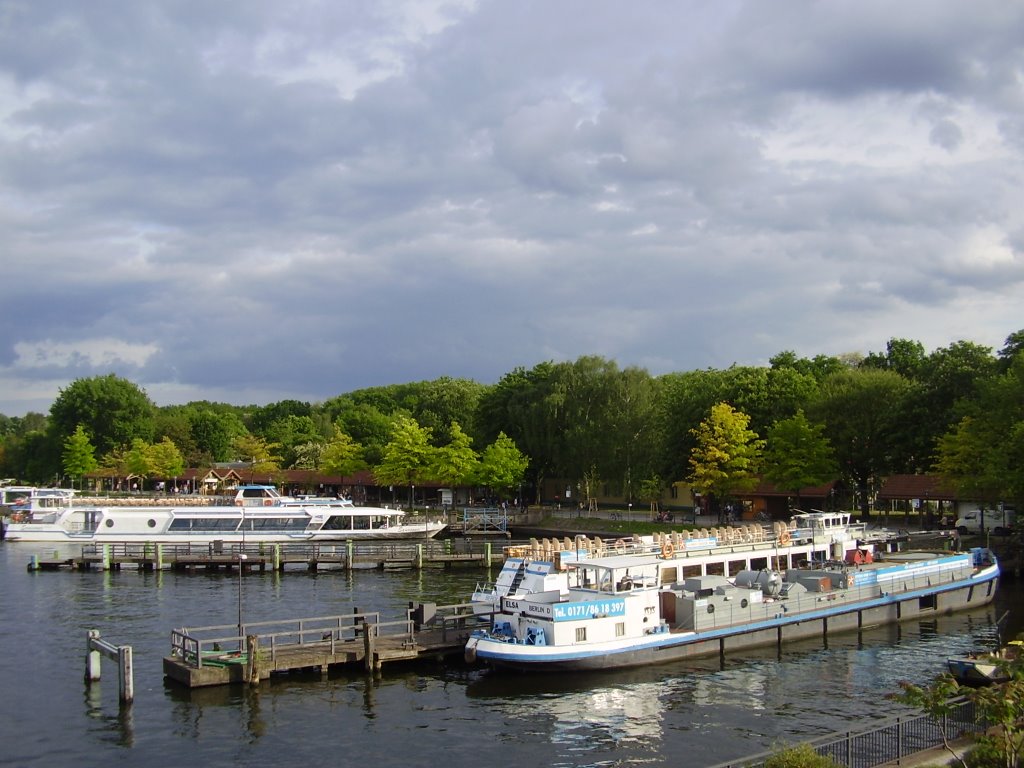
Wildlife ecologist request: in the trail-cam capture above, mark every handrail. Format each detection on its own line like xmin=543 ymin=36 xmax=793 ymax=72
xmin=704 ymin=697 xmax=985 ymax=768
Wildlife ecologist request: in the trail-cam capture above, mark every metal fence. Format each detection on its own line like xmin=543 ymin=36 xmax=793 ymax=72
xmin=705 ymin=697 xmax=986 ymax=768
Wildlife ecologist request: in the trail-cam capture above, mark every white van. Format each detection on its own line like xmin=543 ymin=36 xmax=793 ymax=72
xmin=955 ymin=505 xmax=1016 ymax=535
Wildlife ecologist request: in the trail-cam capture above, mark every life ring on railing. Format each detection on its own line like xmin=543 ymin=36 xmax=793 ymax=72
xmin=661 ymin=542 xmax=675 ymax=559
xmin=263 ymin=499 xmax=273 ymax=506
xmin=615 ymin=538 xmax=627 ymax=552
xmin=779 ymin=530 xmax=792 ymax=546
xmin=234 ymin=499 xmax=244 ymax=507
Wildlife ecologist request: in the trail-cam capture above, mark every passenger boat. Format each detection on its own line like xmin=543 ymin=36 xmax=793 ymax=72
xmin=947 ymin=639 xmax=1023 ymax=686
xmin=1 ymin=485 xmax=447 ymax=543
xmin=464 ymin=513 xmax=999 ymax=672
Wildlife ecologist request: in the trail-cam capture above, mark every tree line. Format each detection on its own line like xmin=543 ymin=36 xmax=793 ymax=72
xmin=1 ymin=330 xmax=1021 ymax=514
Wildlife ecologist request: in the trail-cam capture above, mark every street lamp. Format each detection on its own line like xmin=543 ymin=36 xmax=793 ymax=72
xmin=237 ymin=553 xmax=247 ymax=638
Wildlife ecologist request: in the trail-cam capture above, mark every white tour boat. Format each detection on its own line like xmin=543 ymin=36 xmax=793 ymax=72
xmin=465 ymin=512 xmax=999 ymax=672
xmin=1 ymin=485 xmax=447 ymax=543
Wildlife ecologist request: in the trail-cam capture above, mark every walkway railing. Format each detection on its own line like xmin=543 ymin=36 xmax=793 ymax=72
xmin=705 ymin=697 xmax=986 ymax=768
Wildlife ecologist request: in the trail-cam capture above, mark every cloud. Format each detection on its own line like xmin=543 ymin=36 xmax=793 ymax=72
xmin=1 ymin=0 xmax=1022 ymax=416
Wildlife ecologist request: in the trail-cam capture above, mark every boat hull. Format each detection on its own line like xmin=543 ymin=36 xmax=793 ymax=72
xmin=467 ymin=564 xmax=1000 ymax=673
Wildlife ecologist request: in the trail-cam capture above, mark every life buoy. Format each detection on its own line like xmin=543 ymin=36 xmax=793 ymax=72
xmin=661 ymin=542 xmax=675 ymax=559
xmin=615 ymin=538 xmax=627 ymax=552
xmin=263 ymin=499 xmax=272 ymax=507
xmin=234 ymin=499 xmax=244 ymax=507
xmin=779 ymin=530 xmax=791 ymax=546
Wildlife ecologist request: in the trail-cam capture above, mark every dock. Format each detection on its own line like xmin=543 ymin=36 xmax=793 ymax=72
xmin=26 ymin=540 xmax=505 ymax=573
xmin=163 ymin=602 xmax=487 ymax=687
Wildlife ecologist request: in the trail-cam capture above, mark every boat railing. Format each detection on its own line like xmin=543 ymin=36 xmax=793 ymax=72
xmin=686 ymin=565 xmax=976 ymax=632
xmin=80 ymin=540 xmax=455 ymax=560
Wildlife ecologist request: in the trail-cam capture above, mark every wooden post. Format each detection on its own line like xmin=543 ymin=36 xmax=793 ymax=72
xmin=363 ymin=623 xmax=376 ymax=672
xmin=273 ymin=544 xmax=281 ymax=571
xmin=347 ymin=539 xmax=353 ymax=572
xmin=416 ymin=543 xmax=423 ymax=570
xmin=485 ymin=541 xmax=492 ymax=565
xmin=245 ymin=634 xmax=260 ymax=685
xmin=156 ymin=543 xmax=164 ymax=570
xmin=101 ymin=543 xmax=111 ymax=571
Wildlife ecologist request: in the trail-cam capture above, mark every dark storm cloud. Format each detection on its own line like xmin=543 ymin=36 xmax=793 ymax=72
xmin=1 ymin=0 xmax=1021 ymax=414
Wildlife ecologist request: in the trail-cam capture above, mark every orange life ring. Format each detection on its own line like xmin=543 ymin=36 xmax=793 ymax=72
xmin=234 ymin=499 xmax=244 ymax=507
xmin=779 ymin=530 xmax=792 ymax=546
xmin=661 ymin=542 xmax=675 ymax=559
xmin=263 ymin=499 xmax=272 ymax=506
xmin=615 ymin=538 xmax=627 ymax=552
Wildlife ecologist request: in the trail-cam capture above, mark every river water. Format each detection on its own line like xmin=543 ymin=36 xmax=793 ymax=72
xmin=0 ymin=540 xmax=1018 ymax=768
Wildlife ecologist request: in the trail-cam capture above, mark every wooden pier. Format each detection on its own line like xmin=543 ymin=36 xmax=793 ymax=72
xmin=163 ymin=603 xmax=487 ymax=687
xmin=26 ymin=540 xmax=505 ymax=573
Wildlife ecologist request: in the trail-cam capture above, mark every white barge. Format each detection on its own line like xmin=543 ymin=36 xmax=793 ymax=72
xmin=2 ymin=485 xmax=447 ymax=543
xmin=465 ymin=512 xmax=998 ymax=672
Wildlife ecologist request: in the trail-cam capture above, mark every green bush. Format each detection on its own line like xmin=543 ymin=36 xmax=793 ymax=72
xmin=965 ymin=736 xmax=1013 ymax=768
xmin=764 ymin=743 xmax=843 ymax=768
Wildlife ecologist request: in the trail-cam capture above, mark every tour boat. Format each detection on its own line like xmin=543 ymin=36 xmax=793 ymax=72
xmin=465 ymin=513 xmax=998 ymax=672
xmin=2 ymin=485 xmax=447 ymax=543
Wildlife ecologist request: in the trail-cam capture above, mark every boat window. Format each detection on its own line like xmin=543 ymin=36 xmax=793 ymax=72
xmin=147 ymin=519 xmax=156 ymax=528
xmin=322 ymin=515 xmax=355 ymax=530
xmin=105 ymin=519 xmax=114 ymax=528
xmin=615 ymin=622 xmax=626 ymax=637
xmin=575 ymin=627 xmax=587 ymax=642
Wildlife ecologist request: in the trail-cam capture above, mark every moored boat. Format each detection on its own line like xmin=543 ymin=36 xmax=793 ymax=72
xmin=947 ymin=639 xmax=1023 ymax=686
xmin=464 ymin=521 xmax=999 ymax=672
xmin=2 ymin=484 xmax=446 ymax=543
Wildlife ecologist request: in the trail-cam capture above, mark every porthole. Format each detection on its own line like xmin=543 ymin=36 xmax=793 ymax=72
xmin=741 ymin=599 xmax=749 ymax=608
xmin=148 ymin=519 xmax=156 ymax=528
xmin=105 ymin=519 xmax=114 ymax=528
xmin=706 ymin=604 xmax=715 ymax=614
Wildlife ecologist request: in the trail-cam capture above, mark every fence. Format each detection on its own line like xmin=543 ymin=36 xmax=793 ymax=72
xmin=705 ymin=697 xmax=986 ymax=768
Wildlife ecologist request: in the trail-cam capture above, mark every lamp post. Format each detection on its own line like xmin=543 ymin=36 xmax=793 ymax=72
xmin=238 ymin=504 xmax=247 ymax=639
xmin=237 ymin=553 xmax=247 ymax=638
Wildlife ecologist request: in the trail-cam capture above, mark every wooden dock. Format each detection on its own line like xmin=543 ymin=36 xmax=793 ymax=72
xmin=163 ymin=603 xmax=487 ymax=687
xmin=26 ymin=540 xmax=505 ymax=573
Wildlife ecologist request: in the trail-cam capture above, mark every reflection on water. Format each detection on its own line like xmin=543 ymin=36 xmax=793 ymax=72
xmin=0 ymin=541 xmax=1019 ymax=768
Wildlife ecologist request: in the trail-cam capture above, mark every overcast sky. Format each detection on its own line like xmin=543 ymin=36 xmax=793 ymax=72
xmin=3 ymin=1 xmax=1023 ymax=417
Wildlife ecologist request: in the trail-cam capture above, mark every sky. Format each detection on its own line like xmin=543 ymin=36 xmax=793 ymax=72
xmin=2 ymin=1 xmax=1023 ymax=417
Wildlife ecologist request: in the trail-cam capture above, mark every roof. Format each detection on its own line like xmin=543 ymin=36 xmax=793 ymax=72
xmin=736 ymin=479 xmax=838 ymax=499
xmin=876 ymin=474 xmax=958 ymax=501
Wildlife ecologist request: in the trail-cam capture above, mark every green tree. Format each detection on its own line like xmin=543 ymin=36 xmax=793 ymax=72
xmin=124 ymin=438 xmax=154 ymax=490
xmin=476 ymin=432 xmax=529 ymax=499
xmin=231 ymin=434 xmax=282 ymax=480
xmin=808 ymin=369 xmax=912 ymax=517
xmin=148 ymin=437 xmax=185 ymax=483
xmin=62 ymin=425 xmax=98 ymax=489
xmin=48 ymin=374 xmax=155 ymax=457
xmin=374 ymin=415 xmax=434 ymax=509
xmin=638 ymin=474 xmax=664 ymax=515
xmin=934 ymin=352 xmax=1024 ymax=508
xmin=687 ymin=403 xmax=764 ymax=509
xmin=894 ymin=669 xmax=1024 ymax=768
xmin=429 ymin=421 xmax=479 ymax=496
xmin=320 ymin=428 xmax=367 ymax=478
xmin=189 ymin=407 xmax=245 ymax=464
xmin=762 ymin=410 xmax=837 ymax=510
xmin=475 ymin=363 xmax=560 ymax=503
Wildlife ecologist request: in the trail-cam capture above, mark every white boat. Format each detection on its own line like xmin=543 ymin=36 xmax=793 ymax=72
xmin=465 ymin=513 xmax=999 ymax=672
xmin=947 ymin=639 xmax=1023 ymax=686
xmin=1 ymin=484 xmax=447 ymax=543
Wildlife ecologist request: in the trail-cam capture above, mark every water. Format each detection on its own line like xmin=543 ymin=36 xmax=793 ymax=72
xmin=0 ymin=541 xmax=1017 ymax=767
